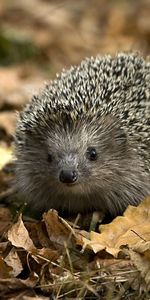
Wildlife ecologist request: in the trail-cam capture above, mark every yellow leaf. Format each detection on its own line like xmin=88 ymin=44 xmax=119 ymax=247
xmin=78 ymin=197 xmax=150 ymax=257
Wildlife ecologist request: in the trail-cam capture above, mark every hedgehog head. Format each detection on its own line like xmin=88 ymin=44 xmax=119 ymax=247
xmin=15 ymin=108 xmax=142 ymax=216
xmin=14 ymin=53 xmax=150 ymax=216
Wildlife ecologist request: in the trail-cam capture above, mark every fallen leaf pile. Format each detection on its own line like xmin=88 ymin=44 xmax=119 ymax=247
xmin=0 ymin=197 xmax=150 ymax=299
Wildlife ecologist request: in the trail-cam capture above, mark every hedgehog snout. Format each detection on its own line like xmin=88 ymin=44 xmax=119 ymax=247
xmin=59 ymin=169 xmax=78 ymax=184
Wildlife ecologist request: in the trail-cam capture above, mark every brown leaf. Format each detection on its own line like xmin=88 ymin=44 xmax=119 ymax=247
xmin=4 ymin=248 xmax=23 ymax=277
xmin=0 ymin=256 xmax=12 ymax=279
xmin=43 ymin=209 xmax=76 ymax=249
xmin=0 ymin=241 xmax=10 ymax=253
xmin=8 ymin=214 xmax=36 ymax=252
xmin=5 ymin=293 xmax=48 ymax=300
xmin=34 ymin=221 xmax=55 ymax=248
xmin=0 ymin=272 xmax=38 ymax=293
xmin=122 ymin=241 xmax=150 ymax=291
xmin=127 ymin=248 xmax=150 ymax=291
xmin=35 ymin=248 xmax=59 ymax=264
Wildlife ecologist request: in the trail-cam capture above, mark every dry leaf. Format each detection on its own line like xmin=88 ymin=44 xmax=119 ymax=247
xmin=0 ymin=241 xmax=10 ymax=253
xmin=0 ymin=256 xmax=12 ymax=279
xmin=6 ymin=293 xmax=48 ymax=300
xmin=77 ymin=197 xmax=150 ymax=257
xmin=35 ymin=248 xmax=59 ymax=264
xmin=8 ymin=214 xmax=36 ymax=252
xmin=43 ymin=209 xmax=76 ymax=248
xmin=122 ymin=241 xmax=150 ymax=291
xmin=133 ymin=241 xmax=150 ymax=258
xmin=4 ymin=248 xmax=23 ymax=277
xmin=34 ymin=221 xmax=55 ymax=248
xmin=0 ymin=272 xmax=38 ymax=293
xmin=127 ymin=248 xmax=150 ymax=291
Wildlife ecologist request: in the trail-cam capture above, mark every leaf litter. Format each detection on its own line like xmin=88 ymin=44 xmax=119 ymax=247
xmin=0 ymin=0 xmax=150 ymax=298
xmin=0 ymin=197 xmax=149 ymax=298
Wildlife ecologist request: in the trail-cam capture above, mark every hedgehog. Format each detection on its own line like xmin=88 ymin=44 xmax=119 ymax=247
xmin=14 ymin=53 xmax=150 ymax=218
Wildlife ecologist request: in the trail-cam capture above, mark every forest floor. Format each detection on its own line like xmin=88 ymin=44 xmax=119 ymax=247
xmin=0 ymin=1 xmax=150 ymax=299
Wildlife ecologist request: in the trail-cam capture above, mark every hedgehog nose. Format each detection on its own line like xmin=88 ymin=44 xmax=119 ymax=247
xmin=59 ymin=170 xmax=78 ymax=184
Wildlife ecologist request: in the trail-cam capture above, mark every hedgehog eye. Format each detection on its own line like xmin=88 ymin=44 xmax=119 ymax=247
xmin=86 ymin=147 xmax=97 ymax=161
xmin=47 ymin=154 xmax=52 ymax=163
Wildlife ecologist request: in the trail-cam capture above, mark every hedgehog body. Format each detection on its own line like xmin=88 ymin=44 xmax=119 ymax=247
xmin=15 ymin=53 xmax=150 ymax=217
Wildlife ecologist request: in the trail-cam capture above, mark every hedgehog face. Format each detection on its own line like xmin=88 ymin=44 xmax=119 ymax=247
xmin=15 ymin=115 xmax=130 ymax=204
xmin=38 ymin=115 xmax=126 ymax=189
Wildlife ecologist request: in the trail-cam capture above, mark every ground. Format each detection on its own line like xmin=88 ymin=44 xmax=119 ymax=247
xmin=0 ymin=1 xmax=150 ymax=299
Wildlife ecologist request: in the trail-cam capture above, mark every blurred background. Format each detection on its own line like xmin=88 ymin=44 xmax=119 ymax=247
xmin=0 ymin=0 xmax=150 ymax=154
